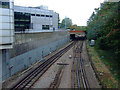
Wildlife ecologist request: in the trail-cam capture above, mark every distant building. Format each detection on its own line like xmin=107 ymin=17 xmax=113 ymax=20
xmin=0 ymin=0 xmax=14 ymax=49
xmin=14 ymin=5 xmax=58 ymax=32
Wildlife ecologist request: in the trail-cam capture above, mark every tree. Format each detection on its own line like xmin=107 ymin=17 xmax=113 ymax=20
xmin=70 ymin=24 xmax=77 ymax=30
xmin=58 ymin=14 xmax=61 ymax=28
xmin=76 ymin=26 xmax=87 ymax=31
xmin=61 ymin=17 xmax=72 ymax=29
xmin=87 ymin=2 xmax=120 ymax=56
xmin=86 ymin=2 xmax=120 ymax=80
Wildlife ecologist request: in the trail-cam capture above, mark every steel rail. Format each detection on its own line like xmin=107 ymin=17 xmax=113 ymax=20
xmin=76 ymin=41 xmax=82 ymax=89
xmin=73 ymin=40 xmax=90 ymax=89
xmin=76 ymin=58 xmax=81 ymax=89
xmin=11 ymin=41 xmax=75 ymax=89
xmin=78 ymin=41 xmax=89 ymax=89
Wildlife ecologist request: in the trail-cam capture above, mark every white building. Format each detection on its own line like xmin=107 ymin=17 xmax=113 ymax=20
xmin=0 ymin=0 xmax=14 ymax=89
xmin=0 ymin=0 xmax=14 ymax=49
xmin=14 ymin=5 xmax=58 ymax=32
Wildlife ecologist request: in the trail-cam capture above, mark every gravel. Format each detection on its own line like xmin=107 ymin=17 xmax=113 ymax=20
xmin=81 ymin=41 xmax=100 ymax=88
xmin=33 ymin=40 xmax=101 ymax=88
xmin=4 ymin=41 xmax=100 ymax=89
xmin=32 ymin=47 xmax=74 ymax=88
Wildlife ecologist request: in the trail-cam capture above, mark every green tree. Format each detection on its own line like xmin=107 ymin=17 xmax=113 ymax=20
xmin=61 ymin=17 xmax=72 ymax=29
xmin=87 ymin=2 xmax=120 ymax=80
xmin=87 ymin=2 xmax=120 ymax=56
xmin=70 ymin=24 xmax=77 ymax=30
xmin=58 ymin=14 xmax=61 ymax=28
xmin=76 ymin=26 xmax=86 ymax=31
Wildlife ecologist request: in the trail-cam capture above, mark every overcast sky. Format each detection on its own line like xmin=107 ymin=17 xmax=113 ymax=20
xmin=14 ymin=0 xmax=105 ymax=26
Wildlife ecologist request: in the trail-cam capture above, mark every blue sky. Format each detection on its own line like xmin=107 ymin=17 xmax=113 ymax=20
xmin=14 ymin=0 xmax=104 ymax=26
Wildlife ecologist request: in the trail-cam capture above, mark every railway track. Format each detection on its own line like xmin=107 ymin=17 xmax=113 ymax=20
xmin=11 ymin=41 xmax=75 ymax=89
xmin=72 ymin=40 xmax=89 ymax=89
xmin=49 ymin=65 xmax=65 ymax=88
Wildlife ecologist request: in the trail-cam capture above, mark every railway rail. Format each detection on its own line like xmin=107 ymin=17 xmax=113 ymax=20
xmin=11 ymin=41 xmax=75 ymax=89
xmin=72 ymin=40 xmax=89 ymax=89
xmin=49 ymin=65 xmax=64 ymax=88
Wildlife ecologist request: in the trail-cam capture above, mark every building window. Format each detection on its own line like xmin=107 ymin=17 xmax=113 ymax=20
xmin=41 ymin=15 xmax=45 ymax=17
xmin=31 ymin=14 xmax=35 ymax=16
xmin=42 ymin=25 xmax=50 ymax=30
xmin=46 ymin=15 xmax=49 ymax=17
xmin=0 ymin=1 xmax=2 ymax=8
xmin=1 ymin=2 xmax=9 ymax=9
xmin=14 ymin=12 xmax=31 ymax=32
xmin=50 ymin=15 xmax=53 ymax=18
xmin=36 ymin=14 xmax=40 ymax=16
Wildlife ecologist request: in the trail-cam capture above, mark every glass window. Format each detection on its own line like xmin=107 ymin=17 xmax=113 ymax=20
xmin=31 ymin=14 xmax=35 ymax=16
xmin=2 ymin=2 xmax=9 ymax=9
xmin=42 ymin=25 xmax=50 ymax=30
xmin=41 ymin=15 xmax=45 ymax=17
xmin=36 ymin=14 xmax=40 ymax=16
xmin=14 ymin=12 xmax=31 ymax=31
xmin=46 ymin=15 xmax=49 ymax=17
xmin=50 ymin=15 xmax=53 ymax=18
xmin=0 ymin=1 xmax=2 ymax=8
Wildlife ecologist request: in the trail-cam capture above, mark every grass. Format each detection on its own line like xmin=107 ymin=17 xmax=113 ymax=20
xmin=95 ymin=48 xmax=119 ymax=81
xmin=87 ymin=43 xmax=118 ymax=88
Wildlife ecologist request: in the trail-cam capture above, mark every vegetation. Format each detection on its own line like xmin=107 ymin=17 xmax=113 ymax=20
xmin=87 ymin=2 xmax=120 ymax=83
xmin=70 ymin=24 xmax=87 ymax=31
xmin=60 ymin=17 xmax=87 ymax=31
xmin=87 ymin=44 xmax=118 ymax=88
xmin=58 ymin=14 xmax=61 ymax=28
xmin=61 ymin=17 xmax=72 ymax=29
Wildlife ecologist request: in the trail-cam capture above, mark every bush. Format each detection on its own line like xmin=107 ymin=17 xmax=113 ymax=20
xmin=95 ymin=36 xmax=109 ymax=50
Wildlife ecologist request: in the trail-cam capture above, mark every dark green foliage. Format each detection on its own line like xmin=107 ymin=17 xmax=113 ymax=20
xmin=76 ymin=26 xmax=87 ymax=31
xmin=87 ymin=2 xmax=120 ymax=79
xmin=58 ymin=14 xmax=61 ymax=28
xmin=87 ymin=2 xmax=120 ymax=58
xmin=95 ymin=36 xmax=108 ymax=50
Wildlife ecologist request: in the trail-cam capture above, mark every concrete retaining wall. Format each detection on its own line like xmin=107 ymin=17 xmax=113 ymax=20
xmin=2 ymin=31 xmax=70 ymax=81
xmin=0 ymin=50 xmax=2 ymax=89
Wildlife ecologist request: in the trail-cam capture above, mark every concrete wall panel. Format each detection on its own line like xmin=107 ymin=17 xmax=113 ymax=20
xmin=2 ymin=31 xmax=70 ymax=81
xmin=0 ymin=50 xmax=2 ymax=89
xmin=1 ymin=9 xmax=9 ymax=16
